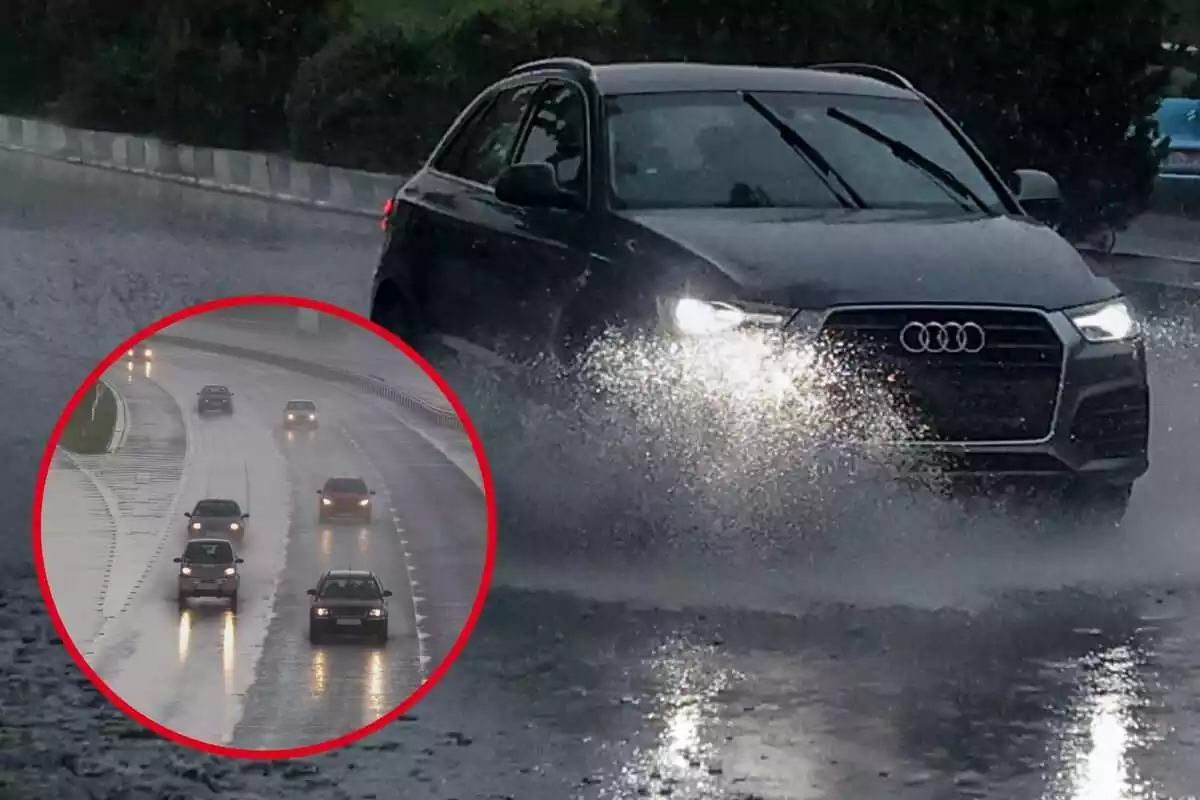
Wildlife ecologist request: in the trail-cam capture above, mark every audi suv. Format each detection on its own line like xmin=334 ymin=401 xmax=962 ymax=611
xmin=370 ymin=59 xmax=1150 ymax=521
xmin=307 ymin=569 xmax=392 ymax=644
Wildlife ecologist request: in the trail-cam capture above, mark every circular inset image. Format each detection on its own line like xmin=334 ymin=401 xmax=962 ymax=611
xmin=34 ymin=296 xmax=495 ymax=758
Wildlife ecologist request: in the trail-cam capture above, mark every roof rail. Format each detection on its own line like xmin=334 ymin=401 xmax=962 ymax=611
xmin=807 ymin=62 xmax=917 ymax=91
xmin=508 ymin=57 xmax=594 ymax=78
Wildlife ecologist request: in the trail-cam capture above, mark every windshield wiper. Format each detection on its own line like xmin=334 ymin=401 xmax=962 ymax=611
xmin=739 ymin=91 xmax=867 ymax=209
xmin=826 ymin=108 xmax=992 ymax=214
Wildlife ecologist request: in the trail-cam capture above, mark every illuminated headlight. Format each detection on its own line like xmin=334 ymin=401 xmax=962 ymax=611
xmin=224 ymin=567 xmax=236 ymax=576
xmin=191 ymin=522 xmax=202 ymax=530
xmin=308 ymin=414 xmax=316 ymax=420
xmin=359 ymin=498 xmax=370 ymax=506
xmin=368 ymin=608 xmax=385 ymax=617
xmin=315 ymin=607 xmax=329 ymax=616
xmin=287 ymin=413 xmax=294 ymax=420
xmin=321 ymin=497 xmax=332 ymax=506
xmin=229 ymin=522 xmax=240 ymax=531
xmin=127 ymin=349 xmax=134 ymax=357
xmin=1067 ymin=298 xmax=1139 ymax=343
xmin=180 ymin=567 xmax=192 ymax=576
xmin=663 ymin=297 xmax=791 ymax=336
xmin=144 ymin=349 xmax=152 ymax=357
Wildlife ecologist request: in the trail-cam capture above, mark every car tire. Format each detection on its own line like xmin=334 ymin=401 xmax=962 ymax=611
xmin=376 ymin=628 xmax=389 ymax=645
xmin=229 ymin=591 xmax=239 ymax=611
xmin=177 ymin=593 xmax=188 ymax=608
xmin=1062 ymin=482 xmax=1133 ymax=528
xmin=371 ymin=281 xmax=429 ymax=352
xmin=308 ymin=623 xmax=322 ymax=644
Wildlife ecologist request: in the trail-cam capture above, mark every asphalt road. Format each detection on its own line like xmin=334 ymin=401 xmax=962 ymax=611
xmin=6 ymin=147 xmax=1200 ymax=799
xmin=37 ymin=342 xmax=484 ymax=751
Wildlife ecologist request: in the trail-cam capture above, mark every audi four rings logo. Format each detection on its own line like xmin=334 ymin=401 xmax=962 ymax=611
xmin=899 ymin=321 xmax=986 ymax=354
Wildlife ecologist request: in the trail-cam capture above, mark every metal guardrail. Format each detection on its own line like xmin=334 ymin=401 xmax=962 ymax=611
xmin=153 ymin=332 xmax=463 ymax=431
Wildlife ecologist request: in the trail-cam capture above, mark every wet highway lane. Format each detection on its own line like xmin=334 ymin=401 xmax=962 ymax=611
xmin=7 ymin=145 xmax=1200 ymax=797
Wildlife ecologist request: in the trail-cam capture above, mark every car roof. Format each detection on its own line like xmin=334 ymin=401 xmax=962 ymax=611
xmin=325 ymin=475 xmax=365 ymax=483
xmin=287 ymin=398 xmax=315 ymax=403
xmin=323 ymin=569 xmax=377 ymax=579
xmin=194 ymin=497 xmax=239 ymax=507
xmin=186 ymin=537 xmax=235 ymax=547
xmin=582 ymin=62 xmax=916 ymax=99
xmin=201 ymin=384 xmax=229 ymax=390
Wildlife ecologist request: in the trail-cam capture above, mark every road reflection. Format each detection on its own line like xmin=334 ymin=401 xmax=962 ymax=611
xmin=177 ymin=608 xmax=191 ymax=662
xmin=364 ymin=648 xmax=386 ymax=723
xmin=311 ymin=648 xmax=327 ymax=696
xmin=320 ymin=528 xmax=332 ymax=556
xmin=222 ymin=610 xmax=236 ymax=695
xmin=1046 ymin=643 xmax=1155 ymax=800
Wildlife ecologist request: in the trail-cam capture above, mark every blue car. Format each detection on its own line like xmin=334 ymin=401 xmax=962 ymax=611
xmin=1155 ymin=97 xmax=1200 ymax=201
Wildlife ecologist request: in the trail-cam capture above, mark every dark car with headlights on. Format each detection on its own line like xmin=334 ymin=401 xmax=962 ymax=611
xmin=370 ymin=58 xmax=1150 ymax=523
xmin=283 ymin=398 xmax=319 ymax=429
xmin=126 ymin=342 xmax=154 ymax=362
xmin=307 ymin=569 xmax=392 ymax=644
xmin=185 ymin=498 xmax=249 ymax=537
xmin=197 ymin=385 xmax=234 ymax=415
xmin=317 ymin=476 xmax=375 ymax=523
xmin=175 ymin=538 xmax=243 ymax=609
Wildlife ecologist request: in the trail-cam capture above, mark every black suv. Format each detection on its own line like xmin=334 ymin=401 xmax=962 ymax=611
xmin=197 ymin=385 xmax=234 ymax=415
xmin=370 ymin=59 xmax=1150 ymax=520
xmin=307 ymin=569 xmax=392 ymax=644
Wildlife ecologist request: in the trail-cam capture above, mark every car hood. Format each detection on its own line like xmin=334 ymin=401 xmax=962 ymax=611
xmin=191 ymin=515 xmax=241 ymax=525
xmin=315 ymin=599 xmax=383 ymax=608
xmin=324 ymin=492 xmax=366 ymax=499
xmin=620 ymin=208 xmax=1118 ymax=310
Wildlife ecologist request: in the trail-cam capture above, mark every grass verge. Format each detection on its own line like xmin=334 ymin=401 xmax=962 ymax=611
xmin=58 ymin=381 xmax=117 ymax=455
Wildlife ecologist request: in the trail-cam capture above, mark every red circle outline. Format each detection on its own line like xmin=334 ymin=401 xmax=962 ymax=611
xmin=32 ymin=294 xmax=497 ymax=760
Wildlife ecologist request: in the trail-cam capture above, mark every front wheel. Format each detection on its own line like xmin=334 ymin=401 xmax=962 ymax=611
xmin=308 ymin=623 xmax=322 ymax=644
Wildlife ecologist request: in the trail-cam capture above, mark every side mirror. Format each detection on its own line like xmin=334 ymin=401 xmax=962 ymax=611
xmin=184 ymin=512 xmax=191 ymax=518
xmin=235 ymin=557 xmax=245 ymax=563
xmin=242 ymin=513 xmax=250 ymax=519
xmin=306 ymin=589 xmax=316 ymax=596
xmin=382 ymin=590 xmax=393 ymax=597
xmin=316 ymin=489 xmax=323 ymax=495
xmin=1011 ymin=168 xmax=1062 ymax=225
xmin=494 ymin=163 xmax=577 ymax=209
xmin=369 ymin=490 xmax=376 ymax=496
xmin=173 ymin=557 xmax=182 ymax=563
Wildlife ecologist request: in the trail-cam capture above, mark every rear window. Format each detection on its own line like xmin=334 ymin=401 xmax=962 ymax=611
xmin=201 ymin=385 xmax=230 ymax=394
xmin=324 ymin=478 xmax=368 ymax=493
xmin=318 ymin=576 xmax=382 ymax=599
xmin=193 ymin=499 xmax=241 ymax=517
xmin=184 ymin=540 xmax=234 ymax=563
xmin=287 ymin=400 xmax=316 ymax=410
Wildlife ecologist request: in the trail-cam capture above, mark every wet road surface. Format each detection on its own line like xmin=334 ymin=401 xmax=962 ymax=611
xmin=36 ymin=340 xmax=485 ymax=751
xmin=6 ymin=147 xmax=1200 ymax=797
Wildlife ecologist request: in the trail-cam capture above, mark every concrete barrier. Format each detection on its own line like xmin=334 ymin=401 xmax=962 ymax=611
xmin=0 ymin=114 xmax=406 ymax=217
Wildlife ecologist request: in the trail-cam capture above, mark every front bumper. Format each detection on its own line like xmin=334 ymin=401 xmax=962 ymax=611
xmin=284 ymin=416 xmax=319 ymax=428
xmin=319 ymin=504 xmax=371 ymax=519
xmin=198 ymin=403 xmax=232 ymax=413
xmin=311 ymin=615 xmax=387 ymax=636
xmin=179 ymin=575 xmax=239 ymax=596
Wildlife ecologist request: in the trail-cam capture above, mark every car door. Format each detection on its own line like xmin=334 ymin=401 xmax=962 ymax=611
xmin=465 ymin=79 xmax=600 ymax=364
xmin=413 ymin=81 xmax=543 ymax=344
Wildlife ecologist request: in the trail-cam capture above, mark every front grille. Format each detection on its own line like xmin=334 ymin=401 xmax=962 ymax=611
xmin=1068 ymin=387 xmax=1149 ymax=459
xmin=814 ymin=307 xmax=1064 ymax=443
xmin=326 ymin=606 xmax=373 ymax=617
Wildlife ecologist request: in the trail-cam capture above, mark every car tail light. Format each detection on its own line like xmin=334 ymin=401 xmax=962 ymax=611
xmin=380 ymin=197 xmax=395 ymax=231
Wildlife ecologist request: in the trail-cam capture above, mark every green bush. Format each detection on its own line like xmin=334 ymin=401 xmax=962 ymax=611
xmin=54 ymin=0 xmax=352 ymax=151
xmin=59 ymin=382 xmax=117 ymax=456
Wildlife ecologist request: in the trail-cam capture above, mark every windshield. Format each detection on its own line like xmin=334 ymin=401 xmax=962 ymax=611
xmin=193 ymin=499 xmax=241 ymax=517
xmin=183 ymin=541 xmax=234 ymax=563
xmin=201 ymin=385 xmax=230 ymax=394
xmin=604 ymin=91 xmax=1004 ymax=211
xmin=287 ymin=400 xmax=316 ymax=410
xmin=318 ymin=576 xmax=382 ymax=599
xmin=325 ymin=478 xmax=367 ymax=493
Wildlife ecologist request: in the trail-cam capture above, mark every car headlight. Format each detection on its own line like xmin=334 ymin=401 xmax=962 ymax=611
xmin=359 ymin=498 xmax=370 ymax=506
xmin=224 ymin=567 xmax=236 ymax=576
xmin=229 ymin=522 xmax=240 ymax=531
xmin=662 ymin=297 xmax=791 ymax=336
xmin=368 ymin=608 xmax=384 ymax=617
xmin=144 ymin=349 xmax=152 ymax=357
xmin=315 ymin=607 xmax=329 ymax=616
xmin=308 ymin=414 xmax=316 ymax=420
xmin=1067 ymin=298 xmax=1139 ymax=342
xmin=127 ymin=349 xmax=134 ymax=357
xmin=321 ymin=497 xmax=332 ymax=506
xmin=180 ymin=567 xmax=192 ymax=575
xmin=287 ymin=413 xmax=294 ymax=420
xmin=191 ymin=522 xmax=201 ymax=530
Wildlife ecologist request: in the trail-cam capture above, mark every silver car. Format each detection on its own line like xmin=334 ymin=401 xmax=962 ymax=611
xmin=175 ymin=538 xmax=243 ymax=609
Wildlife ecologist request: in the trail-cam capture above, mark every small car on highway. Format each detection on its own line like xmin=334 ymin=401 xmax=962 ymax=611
xmin=197 ymin=385 xmax=235 ymax=415
xmin=317 ymin=476 xmax=375 ymax=523
xmin=307 ymin=569 xmax=392 ymax=644
xmin=283 ymin=399 xmax=319 ymax=429
xmin=126 ymin=342 xmax=153 ymax=362
xmin=370 ymin=58 xmax=1150 ymax=523
xmin=185 ymin=498 xmax=249 ymax=537
xmin=175 ymin=538 xmax=243 ymax=609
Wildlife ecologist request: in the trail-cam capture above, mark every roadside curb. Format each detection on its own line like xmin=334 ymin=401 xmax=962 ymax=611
xmin=100 ymin=378 xmax=128 ymax=454
xmin=0 ymin=114 xmax=407 ymax=217
xmin=153 ymin=332 xmax=464 ymax=432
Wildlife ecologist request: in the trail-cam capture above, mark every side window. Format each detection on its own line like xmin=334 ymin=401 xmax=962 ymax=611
xmin=513 ymin=82 xmax=587 ymax=196
xmin=442 ymin=84 xmax=539 ymax=186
